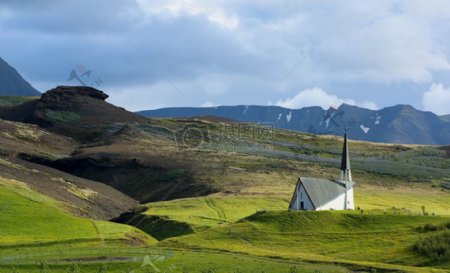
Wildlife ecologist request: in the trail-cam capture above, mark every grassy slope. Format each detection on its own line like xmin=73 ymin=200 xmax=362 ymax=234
xmin=0 ymin=177 xmax=156 ymax=247
xmin=0 ymin=250 xmax=349 ymax=273
xmin=132 ymin=192 xmax=450 ymax=271
xmin=0 ymin=96 xmax=38 ymax=107
xmin=74 ymin=118 xmax=449 ymax=271
xmin=89 ymin=192 xmax=449 ymax=272
xmin=355 ymin=184 xmax=450 ymax=215
xmin=145 ymin=196 xmax=289 ymax=230
xmin=57 ymin=118 xmax=450 ymax=203
xmin=0 ymin=118 xmax=76 ymax=159
xmin=144 ymin=189 xmax=450 ymax=229
xmin=0 ymin=119 xmax=140 ymax=220
xmin=165 ymin=210 xmax=450 ymax=272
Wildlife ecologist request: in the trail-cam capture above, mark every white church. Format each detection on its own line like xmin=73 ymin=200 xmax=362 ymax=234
xmin=289 ymin=133 xmax=355 ymax=211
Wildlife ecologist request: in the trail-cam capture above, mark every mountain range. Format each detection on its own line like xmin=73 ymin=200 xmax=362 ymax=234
xmin=0 ymin=56 xmax=448 ymax=145
xmin=0 ymin=57 xmax=40 ymax=96
xmin=138 ymin=104 xmax=450 ymax=145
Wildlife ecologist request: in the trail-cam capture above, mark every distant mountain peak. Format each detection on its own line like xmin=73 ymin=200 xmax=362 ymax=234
xmin=388 ymin=104 xmax=416 ymax=111
xmin=328 ymin=106 xmax=339 ymax=111
xmin=338 ymin=103 xmax=371 ymax=111
xmin=0 ymin=57 xmax=40 ymax=96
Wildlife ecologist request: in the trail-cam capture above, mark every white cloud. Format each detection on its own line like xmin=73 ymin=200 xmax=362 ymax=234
xmin=136 ymin=0 xmax=239 ymax=29
xmin=201 ymin=101 xmax=218 ymax=107
xmin=3 ymin=1 xmax=450 ymax=110
xmin=358 ymin=101 xmax=379 ymax=111
xmin=312 ymin=6 xmax=450 ymax=84
xmin=422 ymin=83 xmax=450 ymax=115
xmin=275 ymin=87 xmax=378 ymax=110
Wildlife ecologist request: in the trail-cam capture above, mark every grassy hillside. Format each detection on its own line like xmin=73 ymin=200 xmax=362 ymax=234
xmin=165 ymin=210 xmax=450 ymax=271
xmin=145 ymin=196 xmax=289 ymax=230
xmin=32 ymin=118 xmax=450 ymax=205
xmin=0 ymin=96 xmax=38 ymax=107
xmin=2 ymin=90 xmax=447 ymax=203
xmin=0 ymin=176 xmax=156 ymax=247
xmin=355 ymin=184 xmax=450 ymax=215
xmin=115 ymin=197 xmax=290 ymax=240
xmin=117 ymin=193 xmax=450 ymax=271
xmin=0 ymin=249 xmax=350 ymax=273
xmin=137 ymin=191 xmax=450 ymax=237
xmin=0 ymin=119 xmax=139 ymax=220
xmin=0 ymin=118 xmax=76 ymax=159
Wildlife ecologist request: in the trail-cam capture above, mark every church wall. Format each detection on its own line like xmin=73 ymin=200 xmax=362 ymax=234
xmin=347 ymin=187 xmax=355 ymax=209
xmin=290 ymin=183 xmax=315 ymax=210
xmin=316 ymin=187 xmax=355 ymax=211
xmin=316 ymin=192 xmax=346 ymax=210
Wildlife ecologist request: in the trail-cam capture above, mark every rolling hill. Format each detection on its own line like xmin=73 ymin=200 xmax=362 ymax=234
xmin=138 ymin=104 xmax=450 ymax=145
xmin=0 ymin=118 xmax=139 ymax=219
xmin=0 ymin=176 xmax=154 ymax=246
xmin=164 ymin=210 xmax=450 ymax=270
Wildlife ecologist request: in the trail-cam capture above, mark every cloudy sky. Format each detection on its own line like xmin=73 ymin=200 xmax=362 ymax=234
xmin=1 ymin=0 xmax=450 ymax=115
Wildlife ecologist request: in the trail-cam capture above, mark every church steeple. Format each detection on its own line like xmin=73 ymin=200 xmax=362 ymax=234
xmin=340 ymin=133 xmax=352 ymax=182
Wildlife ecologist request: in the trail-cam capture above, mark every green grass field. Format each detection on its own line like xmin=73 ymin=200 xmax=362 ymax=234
xmin=116 ymin=192 xmax=450 ymax=272
xmin=145 ymin=196 xmax=290 ymax=230
xmin=0 ymin=249 xmax=350 ymax=273
xmin=0 ymin=177 xmax=156 ymax=247
xmin=355 ymin=184 xmax=450 ymax=215
xmin=165 ymin=210 xmax=450 ymax=272
xmin=5 ymin=180 xmax=449 ymax=272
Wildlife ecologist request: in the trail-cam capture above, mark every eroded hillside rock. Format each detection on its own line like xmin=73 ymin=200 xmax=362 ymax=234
xmin=0 ymin=85 xmax=147 ymax=142
xmin=40 ymin=86 xmax=109 ymax=108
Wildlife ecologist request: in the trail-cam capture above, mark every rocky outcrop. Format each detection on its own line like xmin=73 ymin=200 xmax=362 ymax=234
xmin=0 ymin=85 xmax=147 ymax=142
xmin=42 ymin=86 xmax=108 ymax=102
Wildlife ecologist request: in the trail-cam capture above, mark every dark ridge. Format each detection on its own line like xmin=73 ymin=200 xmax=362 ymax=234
xmin=0 ymin=57 xmax=40 ymax=96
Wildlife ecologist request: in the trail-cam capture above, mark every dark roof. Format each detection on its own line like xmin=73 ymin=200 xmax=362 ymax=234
xmin=340 ymin=133 xmax=351 ymax=171
xmin=300 ymin=177 xmax=354 ymax=209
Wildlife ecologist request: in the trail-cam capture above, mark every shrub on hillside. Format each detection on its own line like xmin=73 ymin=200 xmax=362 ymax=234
xmin=413 ymin=231 xmax=450 ymax=260
xmin=45 ymin=109 xmax=80 ymax=123
xmin=418 ymin=222 xmax=450 ymax=232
